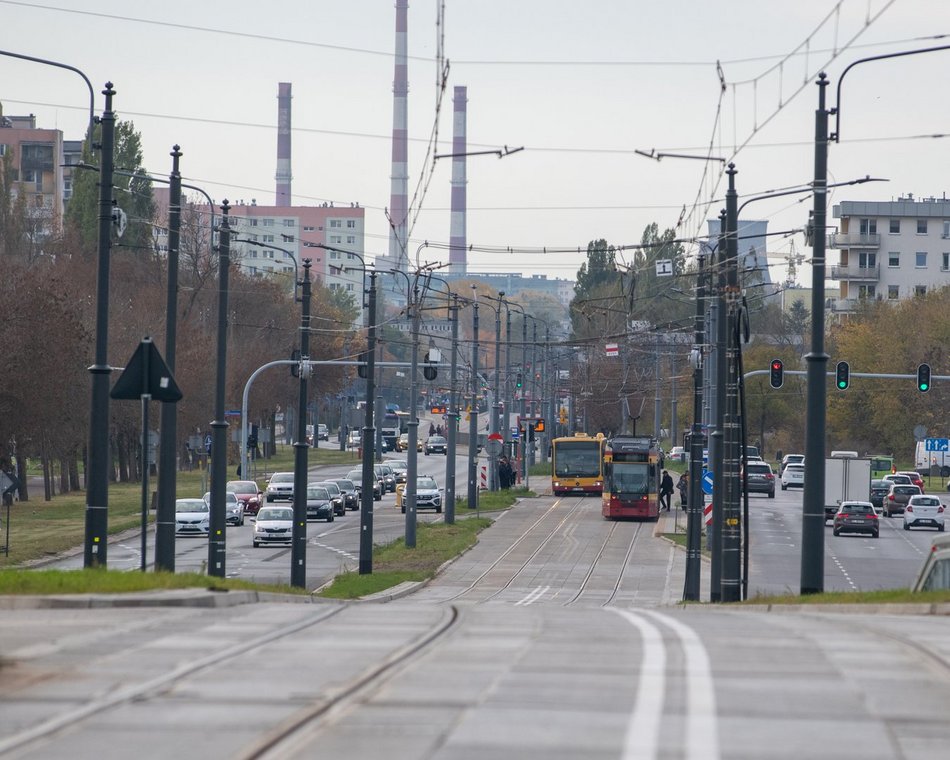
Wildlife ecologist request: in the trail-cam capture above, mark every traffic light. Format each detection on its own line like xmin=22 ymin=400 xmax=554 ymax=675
xmin=835 ymin=361 xmax=850 ymax=390
xmin=534 ymin=418 xmax=545 ymax=433
xmin=559 ymin=407 xmax=568 ymax=424
xmin=769 ymin=359 xmax=784 ymax=389
xmin=516 ymin=373 xmax=523 ymax=388
xmin=357 ymin=351 xmax=368 ymax=379
xmin=917 ymin=363 xmax=932 ymax=392
xmin=423 ymin=364 xmax=437 ymax=381
xmin=290 ymin=348 xmax=301 ymax=377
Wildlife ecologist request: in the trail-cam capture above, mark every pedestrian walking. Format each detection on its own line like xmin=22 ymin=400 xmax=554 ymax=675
xmin=676 ymin=472 xmax=688 ymax=508
xmin=660 ymin=470 xmax=675 ymax=511
xmin=498 ymin=456 xmax=513 ymax=490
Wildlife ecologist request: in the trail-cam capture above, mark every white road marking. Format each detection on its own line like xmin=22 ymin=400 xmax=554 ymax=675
xmin=514 ymin=585 xmax=549 ymax=606
xmin=311 ymin=542 xmax=357 ymax=561
xmin=611 ymin=609 xmax=666 ymax=760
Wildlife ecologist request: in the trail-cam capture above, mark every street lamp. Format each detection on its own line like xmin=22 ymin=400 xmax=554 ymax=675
xmin=478 ymin=294 xmax=505 ymax=491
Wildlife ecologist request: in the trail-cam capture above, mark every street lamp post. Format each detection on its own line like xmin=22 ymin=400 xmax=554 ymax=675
xmin=207 ymin=200 xmax=231 ymax=579
xmin=359 ymin=269 xmax=378 ymax=573
xmin=291 ymin=260 xmax=312 ymax=588
xmin=467 ymin=291 xmax=480 ymax=508
xmin=405 ymin=281 xmax=421 ymax=548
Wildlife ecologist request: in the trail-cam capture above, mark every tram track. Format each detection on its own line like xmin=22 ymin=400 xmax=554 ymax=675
xmin=439 ymin=497 xmax=586 ymax=603
xmin=561 ymin=520 xmax=644 ymax=607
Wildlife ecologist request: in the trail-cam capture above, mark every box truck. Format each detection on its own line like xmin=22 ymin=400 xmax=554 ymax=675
xmin=824 ymin=454 xmax=872 ymax=520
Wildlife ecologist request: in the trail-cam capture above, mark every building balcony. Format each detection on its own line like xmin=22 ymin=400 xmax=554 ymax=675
xmin=827 ymin=232 xmax=881 ymax=248
xmin=829 ymin=263 xmax=880 ymax=281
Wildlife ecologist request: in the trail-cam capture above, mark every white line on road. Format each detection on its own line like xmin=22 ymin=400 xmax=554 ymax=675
xmin=611 ymin=609 xmax=665 ymax=760
xmin=514 ymin=585 xmax=549 ymax=606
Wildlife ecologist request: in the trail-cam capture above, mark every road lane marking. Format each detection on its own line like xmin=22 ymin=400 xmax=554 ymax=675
xmin=514 ymin=585 xmax=549 ymax=606
xmin=611 ymin=609 xmax=665 ymax=759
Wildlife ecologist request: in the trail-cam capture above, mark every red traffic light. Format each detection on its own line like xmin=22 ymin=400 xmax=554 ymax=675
xmin=769 ymin=359 xmax=784 ymax=389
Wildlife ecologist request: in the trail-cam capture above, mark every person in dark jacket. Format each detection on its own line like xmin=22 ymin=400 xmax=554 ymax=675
xmin=660 ymin=470 xmax=675 ymax=511
xmin=676 ymin=472 xmax=688 ymax=508
xmin=498 ymin=456 xmax=513 ymax=489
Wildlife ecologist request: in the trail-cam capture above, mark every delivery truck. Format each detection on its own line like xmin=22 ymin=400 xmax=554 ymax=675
xmin=824 ymin=453 xmax=872 ymax=520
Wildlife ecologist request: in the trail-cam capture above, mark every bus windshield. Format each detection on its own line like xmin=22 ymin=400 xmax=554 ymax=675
xmin=554 ymin=441 xmax=601 ymax=478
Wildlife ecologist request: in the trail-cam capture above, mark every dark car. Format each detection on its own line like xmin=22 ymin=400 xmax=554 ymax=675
xmin=375 ymin=463 xmax=396 ymax=493
xmin=330 ymin=478 xmax=359 ymax=511
xmin=743 ymin=462 xmax=775 ymax=498
xmin=869 ymin=479 xmax=891 ymax=512
xmin=346 ymin=468 xmax=382 ymax=501
xmin=424 ymin=435 xmax=447 ymax=455
xmin=833 ymin=500 xmax=879 ymax=538
xmin=885 ymin=483 xmax=922 ymax=517
xmin=305 ymin=484 xmax=334 ymax=522
xmin=314 ymin=480 xmax=346 ymax=516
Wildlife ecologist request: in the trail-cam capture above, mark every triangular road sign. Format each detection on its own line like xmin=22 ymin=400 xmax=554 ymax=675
xmin=111 ymin=337 xmax=183 ymax=402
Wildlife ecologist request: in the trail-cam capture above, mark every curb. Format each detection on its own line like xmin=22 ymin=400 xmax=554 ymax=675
xmin=0 ymin=587 xmax=324 ymax=610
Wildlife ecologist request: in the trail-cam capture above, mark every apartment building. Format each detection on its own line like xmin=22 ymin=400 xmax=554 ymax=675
xmin=830 ymin=196 xmax=950 ymax=312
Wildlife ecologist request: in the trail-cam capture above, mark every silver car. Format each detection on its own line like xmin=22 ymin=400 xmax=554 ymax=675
xmin=203 ymin=491 xmax=244 ymax=526
xmin=265 ymin=471 xmax=295 ymax=502
xmin=175 ymin=498 xmax=210 ymax=536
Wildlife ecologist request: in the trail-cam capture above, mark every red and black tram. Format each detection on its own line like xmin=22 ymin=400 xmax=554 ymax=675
xmin=602 ymin=435 xmax=661 ymax=519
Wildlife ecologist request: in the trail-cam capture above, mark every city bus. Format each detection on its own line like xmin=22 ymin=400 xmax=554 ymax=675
xmin=602 ymin=435 xmax=662 ymax=519
xmin=551 ymin=433 xmax=605 ymax=495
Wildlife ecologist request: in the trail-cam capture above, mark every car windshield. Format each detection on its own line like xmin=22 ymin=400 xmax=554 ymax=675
xmin=842 ymin=504 xmax=872 ymax=513
xmin=176 ymin=500 xmax=208 ymax=513
xmin=747 ymin=465 xmax=771 ymax=474
xmin=227 ymin=481 xmax=259 ymax=493
xmin=334 ymin=480 xmax=354 ymax=490
xmin=913 ymin=497 xmax=941 ymax=506
xmin=429 ymin=436 xmax=446 ymax=444
xmin=894 ymin=486 xmax=920 ymax=495
xmin=417 ymin=477 xmax=438 ymax=490
xmin=271 ymin=473 xmax=294 ymax=483
xmin=258 ymin=508 xmax=292 ymax=521
xmin=887 ymin=475 xmax=911 ymax=484
xmin=307 ymin=487 xmax=330 ymax=500
xmin=203 ymin=491 xmax=236 ymax=503
xmin=317 ymin=482 xmax=340 ymax=494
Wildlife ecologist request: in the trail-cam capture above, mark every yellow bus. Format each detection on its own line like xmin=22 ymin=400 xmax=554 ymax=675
xmin=551 ymin=433 xmax=605 ymax=495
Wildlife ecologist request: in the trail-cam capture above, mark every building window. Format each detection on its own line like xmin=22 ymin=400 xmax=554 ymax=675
xmin=888 ymin=285 xmax=899 ymax=300
xmin=915 ymin=285 xmax=927 ymax=296
xmin=944 ymin=221 xmax=950 ymax=238
xmin=329 ymin=282 xmax=339 ymax=291
xmin=916 ymin=251 xmax=927 ymax=268
xmin=346 ymin=236 xmax=355 ymax=244
xmin=0 ymin=144 xmax=6 ymax=156
xmin=888 ymin=252 xmax=900 ymax=268
xmin=346 ymin=283 xmax=354 ymax=292
xmin=262 ymin=218 xmax=274 ymax=227
xmin=263 ymin=234 xmax=274 ymax=243
xmin=249 ymin=250 xmax=258 ymax=258
xmin=249 ymin=218 xmax=258 ymax=227
xmin=917 ymin=219 xmax=927 ymax=234
xmin=859 ymin=218 xmax=877 ymax=235
xmin=943 ymin=252 xmax=950 ymax=271
xmin=330 ymin=235 xmax=341 ymax=244
xmin=858 ymin=252 xmax=876 ymax=269
xmin=346 ymin=219 xmax=356 ymax=229
xmin=889 ymin=219 xmax=900 ymax=234
xmin=303 ymin=225 xmax=315 ymax=231
xmin=329 ymin=219 xmax=341 ymax=228
xmin=283 ymin=219 xmax=294 ymax=227
xmin=329 ymin=251 xmax=340 ymax=260
xmin=857 ymin=284 xmax=876 ymax=299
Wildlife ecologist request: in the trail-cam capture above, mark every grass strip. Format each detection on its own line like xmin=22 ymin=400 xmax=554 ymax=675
xmin=319 ymin=516 xmax=491 ymax=599
xmin=0 ymin=568 xmax=308 ymax=595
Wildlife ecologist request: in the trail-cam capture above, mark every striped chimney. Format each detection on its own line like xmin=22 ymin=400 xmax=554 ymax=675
xmin=388 ymin=0 xmax=410 ymax=271
xmin=449 ymin=86 xmax=468 ymax=275
xmin=276 ymin=82 xmax=292 ymax=206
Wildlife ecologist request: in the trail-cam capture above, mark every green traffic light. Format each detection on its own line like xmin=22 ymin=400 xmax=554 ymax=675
xmin=838 ymin=380 xmax=847 ymax=389
xmin=920 ymin=382 xmax=929 ymax=391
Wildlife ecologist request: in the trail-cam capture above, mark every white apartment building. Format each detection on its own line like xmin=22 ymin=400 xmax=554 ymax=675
xmin=830 ymin=196 xmax=950 ymax=313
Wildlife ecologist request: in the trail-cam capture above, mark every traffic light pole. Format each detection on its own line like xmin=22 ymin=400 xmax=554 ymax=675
xmin=359 ymin=271 xmax=378 ymax=574
xmin=444 ymin=295 xmax=459 ymax=524
xmin=290 ymin=261 xmax=312 ymax=588
xmin=467 ymin=303 xmax=480 ymax=509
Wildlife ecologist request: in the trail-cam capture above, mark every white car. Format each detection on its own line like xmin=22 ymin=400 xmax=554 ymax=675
xmin=203 ymin=490 xmax=244 ymax=526
xmin=903 ymin=494 xmax=945 ymax=532
xmin=668 ymin=446 xmax=686 ymax=463
xmin=400 ymin=475 xmax=443 ymax=513
xmin=252 ymin=506 xmax=294 ymax=547
xmin=265 ymin=471 xmax=295 ymax=502
xmin=175 ymin=498 xmax=210 ymax=536
xmin=781 ymin=463 xmax=805 ymax=490
xmin=912 ymin=534 xmax=950 ymax=591
xmin=780 ymin=453 xmax=805 ymax=473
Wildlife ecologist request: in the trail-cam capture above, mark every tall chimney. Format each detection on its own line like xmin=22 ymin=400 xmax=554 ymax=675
xmin=389 ymin=0 xmax=410 ymax=271
xmin=449 ymin=86 xmax=467 ymax=275
xmin=276 ymin=82 xmax=292 ymax=206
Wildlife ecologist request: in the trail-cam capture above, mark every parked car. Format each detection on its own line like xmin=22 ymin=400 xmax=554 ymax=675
xmin=226 ymin=480 xmax=262 ymax=516
xmin=781 ymin=463 xmax=804 ymax=490
xmin=314 ymin=480 xmax=346 ymax=516
xmin=397 ymin=475 xmax=443 ymax=513
xmin=252 ymin=506 xmax=293 ymax=547
xmin=869 ymin=479 xmax=892 ymax=514
xmin=317 ymin=423 xmax=329 ymax=441
xmin=346 ymin=467 xmax=382 ymax=501
xmin=780 ymin=453 xmax=805 ymax=473
xmin=895 ymin=470 xmax=925 ymax=493
xmin=903 ymin=494 xmax=945 ymax=531
xmin=667 ymin=446 xmax=686 ymax=463
xmin=175 ymin=498 xmax=210 ymax=536
xmin=911 ymin=534 xmax=950 ymax=591
xmin=305 ymin=484 xmax=334 ymax=521
xmin=424 ymin=435 xmax=447 ymax=455
xmin=265 ymin=471 xmax=295 ymax=502
xmin=203 ymin=490 xmax=244 ymax=526
xmin=832 ymin=500 xmax=879 ymax=538
xmin=375 ymin=463 xmax=397 ymax=493
xmin=330 ymin=478 xmax=359 ymax=510
xmin=885 ymin=483 xmax=922 ymax=517
xmin=742 ymin=461 xmax=776 ymax=498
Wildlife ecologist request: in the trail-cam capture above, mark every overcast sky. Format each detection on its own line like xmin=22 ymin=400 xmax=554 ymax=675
xmin=3 ymin=0 xmax=949 ymax=287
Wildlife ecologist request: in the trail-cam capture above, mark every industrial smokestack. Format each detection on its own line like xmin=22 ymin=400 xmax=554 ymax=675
xmin=388 ymin=0 xmax=409 ymax=271
xmin=449 ymin=86 xmax=467 ymax=275
xmin=276 ymin=82 xmax=292 ymax=207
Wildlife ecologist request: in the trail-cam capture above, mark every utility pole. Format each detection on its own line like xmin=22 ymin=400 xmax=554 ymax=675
xmin=710 ymin=208 xmax=727 ymax=602
xmin=405 ymin=282 xmax=420 ymax=548
xmin=445 ymin=294 xmax=459 ymax=524
xmin=359 ymin=271 xmax=378 ymax=574
xmin=491 ymin=294 xmax=503 ymax=491
xmin=684 ymin=250 xmax=707 ymax=602
xmin=208 ymin=201 xmax=231 ymax=579
xmin=155 ymin=144 xmax=181 ymax=573
xmin=467 ymin=302 xmax=480 ymax=508
xmin=653 ymin=332 xmax=661 ymax=441
xmin=670 ymin=352 xmax=678 ymax=453
xmin=290 ymin=261 xmax=312 ymax=588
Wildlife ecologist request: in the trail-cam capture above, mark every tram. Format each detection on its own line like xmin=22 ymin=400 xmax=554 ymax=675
xmin=551 ymin=433 xmax=605 ymax=495
xmin=602 ymin=435 xmax=661 ymax=519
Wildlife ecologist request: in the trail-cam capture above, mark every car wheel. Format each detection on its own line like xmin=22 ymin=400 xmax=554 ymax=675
xmin=872 ymin=531 xmax=879 ymax=539
xmin=436 ymin=506 xmax=442 ymax=513
xmin=768 ymin=490 xmax=775 ymax=499
xmin=266 ymin=495 xmax=273 ymax=502
xmin=327 ymin=513 xmax=334 ymax=522
xmin=781 ymin=484 xmax=787 ymax=491
xmin=903 ymin=522 xmax=910 ymax=531
xmin=401 ymin=507 xmax=406 ymax=514
xmin=833 ymin=528 xmax=840 ymax=536
xmin=939 ymin=523 xmax=945 ymax=532
xmin=240 ymin=517 xmax=245 ymax=526
xmin=253 ymin=540 xmax=260 ymax=547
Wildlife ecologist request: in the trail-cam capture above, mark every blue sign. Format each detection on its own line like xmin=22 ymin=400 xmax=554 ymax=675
xmin=204 ymin=434 xmax=212 ymax=454
xmin=701 ymin=469 xmax=714 ymax=495
xmin=925 ymin=437 xmax=949 ymax=452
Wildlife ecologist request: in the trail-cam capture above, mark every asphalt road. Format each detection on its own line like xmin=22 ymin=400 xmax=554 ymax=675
xmin=4 ymin=492 xmax=949 ymax=759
